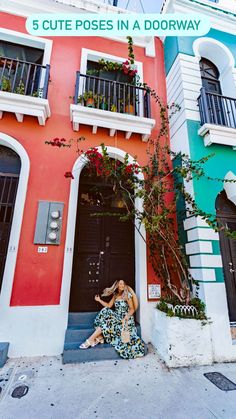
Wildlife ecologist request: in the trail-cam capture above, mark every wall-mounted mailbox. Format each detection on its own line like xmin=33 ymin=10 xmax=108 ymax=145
xmin=34 ymin=201 xmax=64 ymax=245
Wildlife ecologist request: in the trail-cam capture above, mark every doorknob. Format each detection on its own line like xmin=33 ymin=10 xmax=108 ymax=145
xmin=229 ymin=268 xmax=235 ymax=273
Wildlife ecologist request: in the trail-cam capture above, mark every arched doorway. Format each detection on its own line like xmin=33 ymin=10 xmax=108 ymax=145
xmin=216 ymin=190 xmax=236 ymax=322
xmin=0 ymin=145 xmax=21 ymax=293
xmin=69 ymin=166 xmax=135 ymax=312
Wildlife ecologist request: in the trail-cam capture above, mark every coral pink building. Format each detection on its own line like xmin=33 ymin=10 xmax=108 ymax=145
xmin=0 ymin=0 xmax=166 ymax=361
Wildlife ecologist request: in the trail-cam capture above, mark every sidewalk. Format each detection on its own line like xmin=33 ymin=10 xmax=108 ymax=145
xmin=1 ymin=344 xmax=236 ymax=419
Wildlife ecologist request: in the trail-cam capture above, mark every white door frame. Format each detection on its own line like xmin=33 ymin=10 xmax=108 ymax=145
xmin=60 ymin=146 xmax=153 ymax=342
xmin=0 ymin=132 xmax=30 ymax=306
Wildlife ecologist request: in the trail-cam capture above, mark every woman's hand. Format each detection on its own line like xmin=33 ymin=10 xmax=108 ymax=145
xmin=95 ymin=294 xmax=101 ymax=302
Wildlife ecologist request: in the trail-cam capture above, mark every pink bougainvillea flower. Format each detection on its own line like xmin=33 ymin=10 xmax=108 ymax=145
xmin=64 ymin=171 xmax=74 ymax=179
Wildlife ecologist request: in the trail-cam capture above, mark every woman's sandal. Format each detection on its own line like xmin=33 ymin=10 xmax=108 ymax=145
xmin=79 ymin=339 xmax=93 ymax=349
xmin=79 ymin=338 xmax=104 ymax=349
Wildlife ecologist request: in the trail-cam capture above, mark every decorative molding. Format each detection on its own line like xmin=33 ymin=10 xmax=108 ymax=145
xmin=190 ymin=254 xmax=223 ymax=268
xmin=183 ymin=215 xmax=209 ymax=231
xmin=198 ymin=124 xmax=236 ymax=149
xmin=70 ymin=104 xmax=155 ymax=142
xmin=193 ymin=37 xmax=235 ymax=72
xmin=224 ymin=171 xmax=236 ymax=205
xmin=189 ymin=268 xmax=216 ymax=282
xmin=187 ymin=228 xmax=219 ymax=242
xmin=0 ymin=92 xmax=51 ymax=125
xmin=166 ymin=53 xmax=202 ymax=136
xmin=185 ymin=240 xmax=213 ymax=255
xmin=169 ymin=121 xmax=191 ymax=159
xmin=192 ymin=37 xmax=236 ymax=98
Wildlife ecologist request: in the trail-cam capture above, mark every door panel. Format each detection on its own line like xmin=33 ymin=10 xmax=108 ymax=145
xmin=107 ymin=216 xmax=134 ymax=254
xmin=217 ymin=192 xmax=236 ymax=322
xmin=69 ymin=175 xmax=135 ymax=312
xmin=219 ymin=221 xmax=236 ymax=322
xmin=77 ymin=207 xmax=102 ymax=253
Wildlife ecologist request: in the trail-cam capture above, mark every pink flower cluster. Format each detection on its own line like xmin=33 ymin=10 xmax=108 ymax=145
xmin=125 ymin=163 xmax=140 ymax=174
xmin=64 ymin=171 xmax=74 ymax=179
xmin=50 ymin=138 xmax=66 ymax=147
xmin=122 ymin=59 xmax=138 ymax=78
xmin=85 ymin=148 xmax=110 ymax=176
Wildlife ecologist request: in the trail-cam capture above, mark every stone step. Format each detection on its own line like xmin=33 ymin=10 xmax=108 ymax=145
xmin=64 ymin=312 xmax=146 ymax=364
xmin=63 ymin=341 xmax=148 ymax=364
xmin=0 ymin=342 xmax=9 ymax=368
xmin=65 ymin=325 xmax=141 ymax=343
xmin=62 ymin=341 xmax=120 ymax=363
xmin=68 ymin=312 xmax=99 ymax=325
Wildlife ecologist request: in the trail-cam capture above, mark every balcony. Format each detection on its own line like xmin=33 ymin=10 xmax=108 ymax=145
xmin=70 ymin=72 xmax=155 ymax=141
xmin=198 ymin=87 xmax=236 ymax=149
xmin=0 ymin=56 xmax=50 ymax=125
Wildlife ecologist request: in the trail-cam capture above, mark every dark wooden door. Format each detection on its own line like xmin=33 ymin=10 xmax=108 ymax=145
xmin=216 ymin=191 xmax=236 ymax=321
xmin=69 ymin=173 xmax=135 ymax=312
xmin=0 ymin=146 xmax=21 ymax=293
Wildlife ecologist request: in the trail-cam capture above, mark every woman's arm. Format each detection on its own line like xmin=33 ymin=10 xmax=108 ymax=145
xmin=95 ymin=294 xmax=115 ymax=308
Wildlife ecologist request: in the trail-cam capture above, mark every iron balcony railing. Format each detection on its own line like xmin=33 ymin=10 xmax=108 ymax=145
xmin=74 ymin=72 xmax=151 ymax=118
xmin=198 ymin=87 xmax=236 ymax=129
xmin=0 ymin=56 xmax=50 ymax=99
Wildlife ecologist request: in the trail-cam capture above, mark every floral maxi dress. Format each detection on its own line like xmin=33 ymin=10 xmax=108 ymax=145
xmin=94 ymin=291 xmax=145 ymax=359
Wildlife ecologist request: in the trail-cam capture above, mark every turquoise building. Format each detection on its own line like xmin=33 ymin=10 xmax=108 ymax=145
xmin=162 ymin=0 xmax=236 ymax=362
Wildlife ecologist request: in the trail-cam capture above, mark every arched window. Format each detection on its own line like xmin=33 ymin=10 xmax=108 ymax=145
xmin=200 ymin=58 xmax=221 ymax=94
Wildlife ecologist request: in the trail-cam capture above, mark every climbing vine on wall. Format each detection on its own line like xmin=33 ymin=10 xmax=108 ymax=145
xmin=46 ymin=37 xmax=236 ymax=307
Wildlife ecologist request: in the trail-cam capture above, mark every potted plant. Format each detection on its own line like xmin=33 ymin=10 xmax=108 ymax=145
xmin=77 ymin=91 xmax=95 ymax=107
xmin=111 ymin=103 xmax=117 ymax=112
xmin=1 ymin=76 xmax=11 ymax=92
xmin=15 ymin=79 xmax=25 ymax=95
xmin=94 ymin=94 xmax=108 ymax=111
xmin=124 ymin=94 xmax=136 ymax=115
xmin=125 ymin=101 xmax=135 ymax=115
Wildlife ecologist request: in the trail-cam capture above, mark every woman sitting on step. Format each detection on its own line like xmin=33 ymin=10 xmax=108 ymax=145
xmin=79 ymin=279 xmax=146 ymax=359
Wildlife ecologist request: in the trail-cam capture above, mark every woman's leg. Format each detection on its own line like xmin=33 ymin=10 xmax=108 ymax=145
xmin=87 ymin=327 xmax=103 ymax=344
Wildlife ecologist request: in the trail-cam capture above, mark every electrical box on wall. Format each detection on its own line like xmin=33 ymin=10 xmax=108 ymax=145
xmin=34 ymin=201 xmax=64 ymax=245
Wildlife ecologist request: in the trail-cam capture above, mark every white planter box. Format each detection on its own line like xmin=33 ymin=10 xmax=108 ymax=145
xmin=151 ymin=308 xmax=213 ymax=368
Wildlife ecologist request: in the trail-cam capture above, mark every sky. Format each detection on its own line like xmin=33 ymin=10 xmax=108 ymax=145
xmin=107 ymin=0 xmax=163 ymax=13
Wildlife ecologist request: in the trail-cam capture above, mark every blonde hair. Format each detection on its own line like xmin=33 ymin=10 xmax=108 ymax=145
xmin=101 ymin=281 xmax=139 ymax=312
xmin=101 ymin=280 xmax=125 ymax=297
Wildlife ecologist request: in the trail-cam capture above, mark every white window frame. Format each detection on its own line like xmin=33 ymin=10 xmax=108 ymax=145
xmin=80 ymin=48 xmax=145 ymax=117
xmin=0 ymin=28 xmax=53 ymax=92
